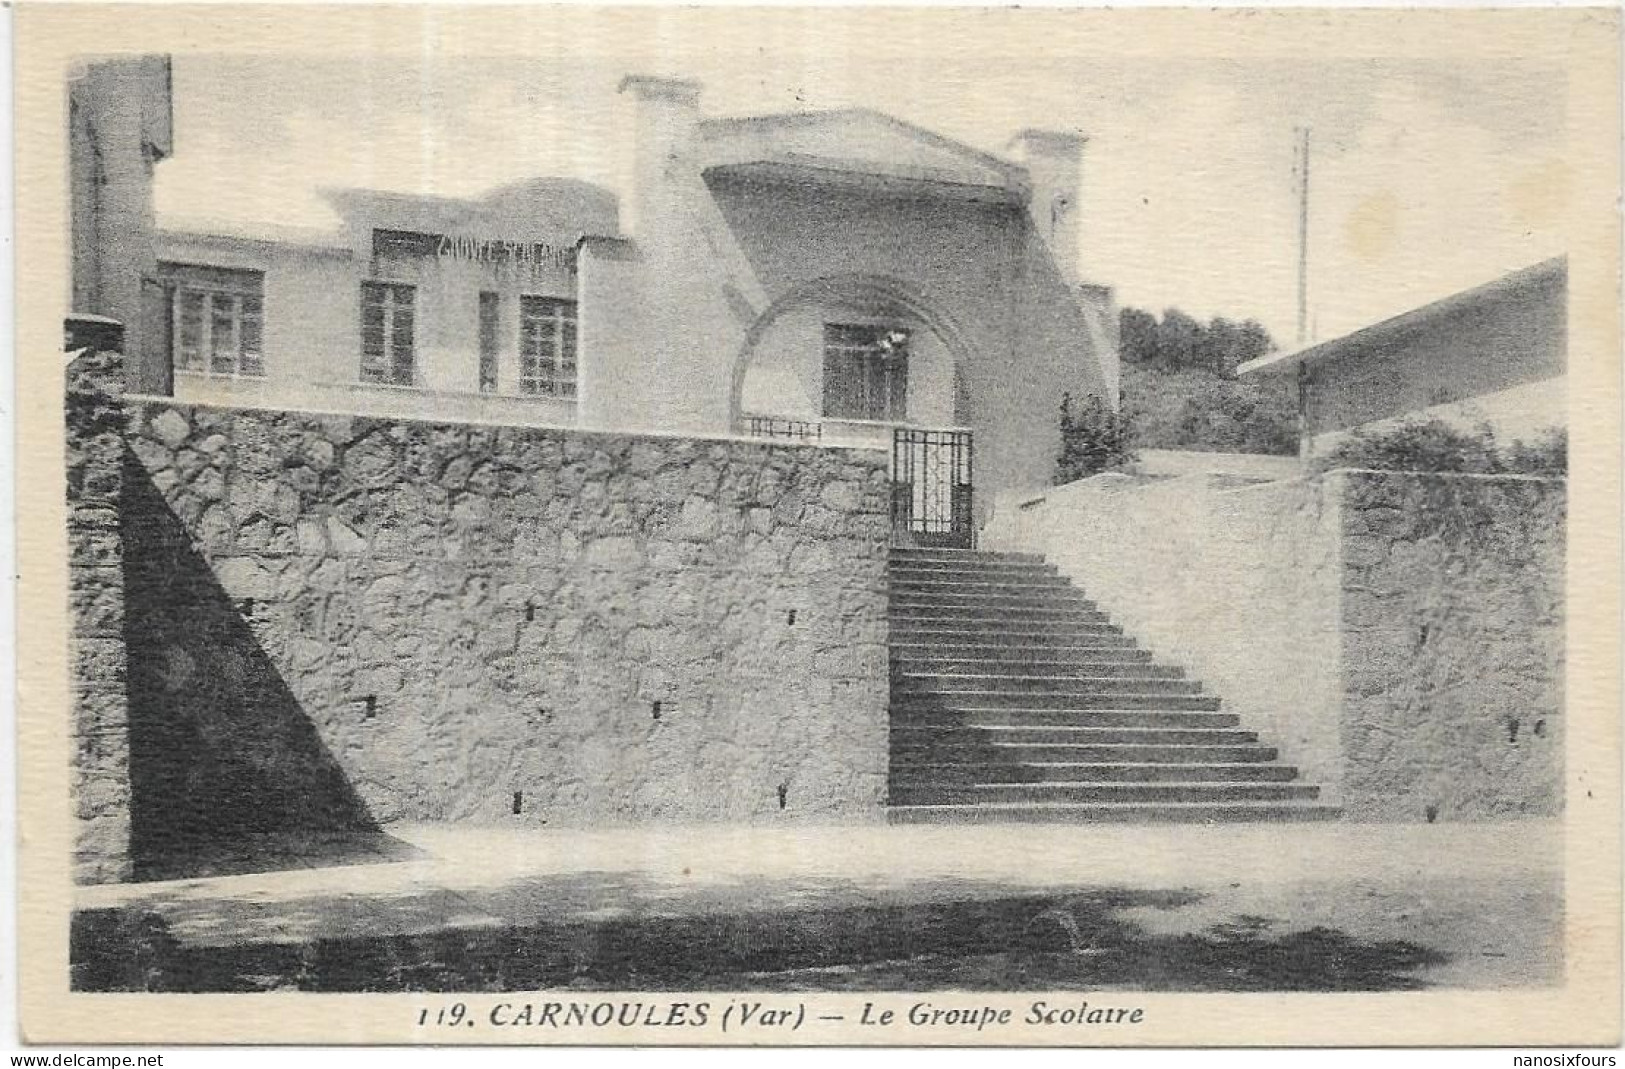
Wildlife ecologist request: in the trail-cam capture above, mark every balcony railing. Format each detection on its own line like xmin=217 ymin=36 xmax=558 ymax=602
xmin=744 ymin=414 xmax=823 ymax=442
xmin=742 ymin=414 xmax=916 ymax=449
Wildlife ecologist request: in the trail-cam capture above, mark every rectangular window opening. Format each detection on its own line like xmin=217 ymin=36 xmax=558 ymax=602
xmin=518 ymin=295 xmax=578 ymax=399
xmin=822 ymin=323 xmax=909 ymax=422
xmin=158 ymin=262 xmax=267 ymax=379
xmin=360 ymin=281 xmax=416 ymax=386
xmin=478 ymin=291 xmax=501 ymax=393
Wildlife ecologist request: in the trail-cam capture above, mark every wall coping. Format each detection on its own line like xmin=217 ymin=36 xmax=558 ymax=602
xmin=1320 ymin=466 xmax=1567 ymax=486
xmin=1032 ymin=466 xmax=1566 ymax=506
xmin=122 ymin=392 xmax=891 ymax=458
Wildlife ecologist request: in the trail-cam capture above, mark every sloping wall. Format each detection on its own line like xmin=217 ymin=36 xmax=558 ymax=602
xmin=987 ymin=469 xmax=1565 ymax=821
xmin=985 ymin=474 xmax=1346 ymax=796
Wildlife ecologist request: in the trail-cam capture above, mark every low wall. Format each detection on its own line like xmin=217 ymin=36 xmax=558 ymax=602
xmin=69 ymin=348 xmax=892 ymax=882
xmin=986 ymin=468 xmax=1564 ymax=821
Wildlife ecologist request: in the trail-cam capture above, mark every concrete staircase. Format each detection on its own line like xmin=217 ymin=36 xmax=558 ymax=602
xmin=886 ymin=546 xmax=1339 ymax=824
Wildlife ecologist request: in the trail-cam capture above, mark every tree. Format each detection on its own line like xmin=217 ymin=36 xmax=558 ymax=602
xmin=1237 ymin=319 xmax=1275 ymax=367
xmin=1155 ymin=308 xmax=1202 ymax=373
xmin=1114 ymin=304 xmax=1295 ymax=455
xmin=1115 ymin=306 xmax=1278 ymax=378
xmin=1118 ymin=307 xmax=1159 ymax=365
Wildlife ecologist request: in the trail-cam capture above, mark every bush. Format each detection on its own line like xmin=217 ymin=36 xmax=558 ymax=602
xmin=1120 ymin=362 xmax=1298 ymax=457
xmin=1314 ymin=419 xmax=1566 ymax=477
xmin=1056 ymin=392 xmax=1136 ymax=483
xmin=1503 ymin=428 xmax=1568 ymax=477
xmin=1168 ymin=379 xmax=1299 ymax=456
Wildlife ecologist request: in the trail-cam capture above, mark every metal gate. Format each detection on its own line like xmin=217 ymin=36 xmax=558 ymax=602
xmin=890 ymin=428 xmax=974 ymax=548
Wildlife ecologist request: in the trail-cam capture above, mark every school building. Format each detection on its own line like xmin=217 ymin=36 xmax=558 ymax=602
xmin=147 ymin=74 xmax=1120 ymax=537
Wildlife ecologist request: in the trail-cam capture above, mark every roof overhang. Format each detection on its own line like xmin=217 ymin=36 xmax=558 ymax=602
xmin=703 ymin=158 xmax=1025 ymax=206
xmin=156 ymin=222 xmax=353 ymax=259
xmin=697 ymin=107 xmax=1029 ymax=205
xmin=1239 ymin=256 xmax=1567 ymax=379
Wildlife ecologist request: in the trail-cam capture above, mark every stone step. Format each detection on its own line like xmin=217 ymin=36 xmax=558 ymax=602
xmin=890 ymin=636 xmax=1144 ymax=653
xmin=888 ymin=578 xmax=1087 ymax=595
xmin=891 ymin=603 xmax=1111 ymax=622
xmin=897 ymin=672 xmax=1197 ymax=693
xmin=887 ymin=761 xmax=1303 ymax=785
xmin=889 ymin=548 xmax=1044 ymax=564
xmin=890 ymin=552 xmax=1053 ymax=571
xmin=888 ymin=782 xmax=1322 ymax=806
xmin=883 ymin=547 xmax=1332 ymax=822
xmin=893 ymin=661 xmax=1182 ymax=680
xmin=890 ymin=742 xmax=1280 ymax=764
xmin=885 ymin=801 xmax=1343 ymax=825
xmin=892 ymin=690 xmax=1221 ymax=711
xmin=892 ymin=725 xmax=1259 ymax=748
xmin=890 ymin=591 xmax=1100 ymax=611
xmin=888 ymin=572 xmax=1068 ymax=591
xmin=890 ymin=708 xmax=1237 ymax=730
xmin=890 ymin=620 xmax=1125 ymax=639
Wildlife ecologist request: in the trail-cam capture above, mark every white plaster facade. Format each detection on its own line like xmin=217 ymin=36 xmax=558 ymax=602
xmin=151 ymin=73 xmax=1118 ymax=514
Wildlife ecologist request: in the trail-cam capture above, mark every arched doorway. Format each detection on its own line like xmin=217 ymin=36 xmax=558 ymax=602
xmin=731 ymin=275 xmax=978 ymax=546
xmin=730 ymin=275 xmax=971 ymax=447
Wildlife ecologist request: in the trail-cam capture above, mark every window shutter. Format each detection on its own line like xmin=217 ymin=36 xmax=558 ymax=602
xmin=823 ymin=345 xmax=856 ymax=419
xmin=887 ymin=344 xmax=909 ymax=421
xmin=478 ymin=291 xmax=500 ymax=392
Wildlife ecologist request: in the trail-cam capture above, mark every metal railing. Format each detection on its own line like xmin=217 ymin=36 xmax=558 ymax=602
xmin=891 ymin=427 xmax=974 ymax=548
xmin=744 ymin=415 xmax=823 ymax=442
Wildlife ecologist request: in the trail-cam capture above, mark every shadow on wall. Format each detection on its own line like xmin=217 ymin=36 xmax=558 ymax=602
xmin=120 ymin=446 xmax=381 ymax=880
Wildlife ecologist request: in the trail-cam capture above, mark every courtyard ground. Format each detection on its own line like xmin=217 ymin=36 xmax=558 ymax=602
xmin=71 ymin=821 xmax=1561 ymax=992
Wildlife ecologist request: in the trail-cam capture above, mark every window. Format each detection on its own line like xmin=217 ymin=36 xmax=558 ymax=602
xmin=360 ymin=282 xmax=415 ymax=386
xmin=478 ymin=292 xmax=501 ymax=393
xmin=519 ymin=296 xmax=577 ymax=398
xmin=822 ymin=323 xmax=909 ymax=421
xmin=159 ymin=263 xmax=264 ymax=377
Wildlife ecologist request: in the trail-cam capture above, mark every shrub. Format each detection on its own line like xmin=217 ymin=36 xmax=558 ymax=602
xmin=1120 ymin=362 xmax=1298 ymax=457
xmin=1503 ymin=427 xmax=1567 ymax=477
xmin=1314 ymin=419 xmax=1566 ymax=477
xmin=1056 ymin=392 xmax=1136 ymax=483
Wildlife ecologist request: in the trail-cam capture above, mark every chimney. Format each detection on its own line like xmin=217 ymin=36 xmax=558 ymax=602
xmin=1009 ymin=128 xmax=1086 ymax=281
xmin=618 ymin=75 xmax=703 ymax=240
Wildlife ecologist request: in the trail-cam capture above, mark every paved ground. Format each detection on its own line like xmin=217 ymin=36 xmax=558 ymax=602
xmin=71 ymin=821 xmax=1561 ymax=992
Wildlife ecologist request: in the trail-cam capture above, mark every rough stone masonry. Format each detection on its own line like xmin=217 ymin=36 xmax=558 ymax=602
xmin=68 ymin=346 xmax=892 ymax=882
xmin=67 ymin=346 xmax=134 ymax=884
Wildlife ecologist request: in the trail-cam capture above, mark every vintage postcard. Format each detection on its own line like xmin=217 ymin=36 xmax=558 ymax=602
xmin=12 ymin=2 xmax=1622 ymax=1048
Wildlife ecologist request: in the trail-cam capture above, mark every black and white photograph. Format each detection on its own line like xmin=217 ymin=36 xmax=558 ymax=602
xmin=12 ymin=2 xmax=1620 ymax=1049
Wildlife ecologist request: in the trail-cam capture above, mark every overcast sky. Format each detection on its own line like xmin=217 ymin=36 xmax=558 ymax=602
xmin=155 ymin=52 xmax=1567 ymax=346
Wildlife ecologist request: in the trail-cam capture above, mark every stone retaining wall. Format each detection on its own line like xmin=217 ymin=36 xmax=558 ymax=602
xmin=1338 ymin=470 xmax=1564 ymax=820
xmin=67 ymin=348 xmax=133 ymax=883
xmin=69 ymin=347 xmax=891 ymax=881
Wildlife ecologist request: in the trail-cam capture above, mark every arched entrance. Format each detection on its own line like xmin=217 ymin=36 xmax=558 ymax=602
xmin=731 ymin=275 xmax=977 ymax=546
xmin=729 ymin=275 xmax=971 ymax=447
